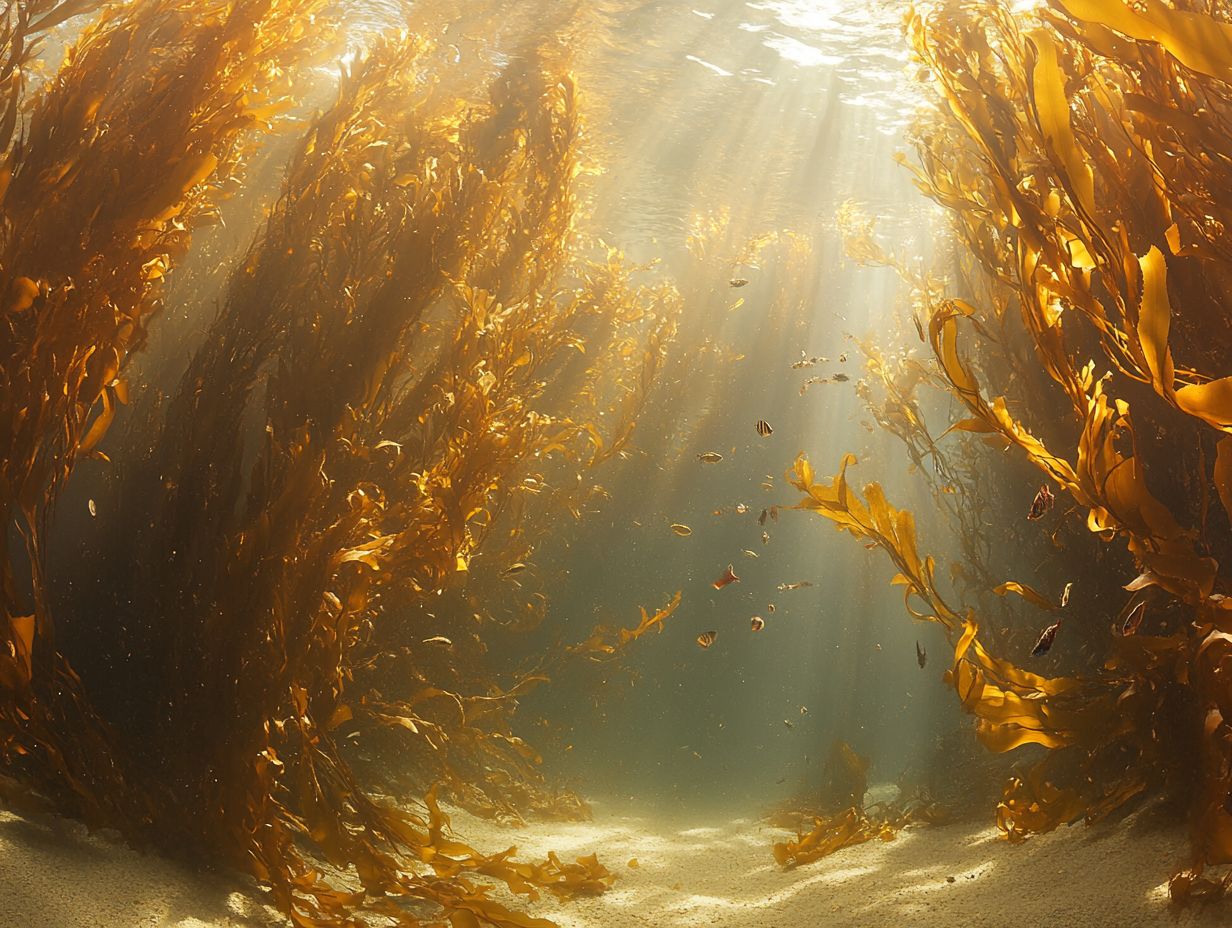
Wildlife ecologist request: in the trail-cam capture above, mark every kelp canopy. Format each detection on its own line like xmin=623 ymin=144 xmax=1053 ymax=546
xmin=0 ymin=1 xmax=679 ymax=925
xmin=795 ymin=0 xmax=1232 ymax=903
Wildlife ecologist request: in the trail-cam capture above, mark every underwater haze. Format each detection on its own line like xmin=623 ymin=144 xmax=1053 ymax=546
xmin=4 ymin=1 xmax=1232 ymax=927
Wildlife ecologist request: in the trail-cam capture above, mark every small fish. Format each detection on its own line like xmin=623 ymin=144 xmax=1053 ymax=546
xmin=1032 ymin=621 xmax=1061 ymax=656
xmin=1061 ymin=582 xmax=1073 ymax=608
xmin=1122 ymin=601 xmax=1147 ymax=636
xmin=916 ymin=641 xmax=927 ymax=668
xmin=730 ymin=277 xmax=749 ymax=288
xmin=777 ymin=581 xmax=813 ymax=591
xmin=697 ymin=451 xmax=724 ymax=463
xmin=422 ymin=636 xmax=453 ymax=647
xmin=503 ymin=563 xmax=527 ymax=575
xmin=767 ymin=603 xmax=776 ymax=613
xmin=671 ymin=523 xmax=693 ymax=536
xmin=758 ymin=508 xmax=769 ymax=525
xmin=697 ymin=630 xmax=717 ymax=649
xmin=735 ymin=503 xmax=749 ymax=514
xmin=87 ymin=498 xmax=96 ymax=517
xmin=783 ymin=719 xmax=794 ymax=729
xmin=1027 ymin=484 xmax=1055 ymax=521
xmin=742 ymin=549 xmax=759 ymax=558
xmin=713 ymin=564 xmax=740 ymax=589
xmin=755 ymin=419 xmax=773 ymax=437
xmin=750 ymin=616 xmax=765 ymax=631
xmin=762 ymin=531 xmax=771 ymax=545
xmin=831 ymin=373 xmax=849 ymax=382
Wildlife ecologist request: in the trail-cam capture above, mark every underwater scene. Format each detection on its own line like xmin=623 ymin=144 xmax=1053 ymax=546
xmin=5 ymin=0 xmax=1232 ymax=926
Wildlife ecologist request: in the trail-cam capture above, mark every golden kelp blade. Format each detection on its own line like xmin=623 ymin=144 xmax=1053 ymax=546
xmin=844 ymin=0 xmax=1232 ymax=899
xmin=0 ymin=10 xmax=683 ymax=928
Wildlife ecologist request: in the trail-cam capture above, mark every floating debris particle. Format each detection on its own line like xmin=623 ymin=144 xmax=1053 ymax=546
xmin=713 ymin=564 xmax=740 ymax=589
xmin=1027 ymin=484 xmax=1055 ymax=520
xmin=671 ymin=523 xmax=692 ymax=536
xmin=1032 ymin=621 xmax=1061 ymax=656
xmin=697 ymin=630 xmax=717 ymax=649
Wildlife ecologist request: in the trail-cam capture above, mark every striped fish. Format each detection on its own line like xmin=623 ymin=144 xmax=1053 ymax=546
xmin=696 ymin=630 xmax=717 ymax=649
xmin=755 ymin=418 xmax=773 ymax=437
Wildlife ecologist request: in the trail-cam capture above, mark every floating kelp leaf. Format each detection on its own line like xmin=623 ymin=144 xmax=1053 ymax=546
xmin=777 ymin=581 xmax=813 ymax=591
xmin=670 ymin=523 xmax=692 ymax=536
xmin=422 ymin=636 xmax=453 ymax=648
xmin=697 ymin=451 xmax=724 ymax=463
xmin=1061 ymin=582 xmax=1073 ymax=608
xmin=1121 ymin=601 xmax=1147 ymax=637
xmin=1026 ymin=485 xmax=1055 ymax=520
xmin=503 ymin=563 xmax=528 ymax=575
xmin=713 ymin=564 xmax=739 ymax=589
xmin=571 ymin=593 xmax=683 ymax=661
xmin=742 ymin=549 xmax=758 ymax=558
xmin=1032 ymin=622 xmax=1062 ymax=656
xmin=729 ymin=277 xmax=749 ymax=287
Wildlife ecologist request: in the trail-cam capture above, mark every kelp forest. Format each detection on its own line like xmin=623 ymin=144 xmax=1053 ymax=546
xmin=3 ymin=0 xmax=1232 ymax=926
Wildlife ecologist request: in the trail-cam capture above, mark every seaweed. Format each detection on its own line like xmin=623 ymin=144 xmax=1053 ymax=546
xmin=0 ymin=6 xmax=679 ymax=926
xmin=799 ymin=0 xmax=1232 ymax=901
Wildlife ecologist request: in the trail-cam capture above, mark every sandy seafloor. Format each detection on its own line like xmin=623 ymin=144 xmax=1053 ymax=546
xmin=3 ymin=800 xmax=1229 ymax=928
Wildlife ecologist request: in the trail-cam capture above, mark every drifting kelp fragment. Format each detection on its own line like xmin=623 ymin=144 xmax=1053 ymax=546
xmin=1026 ymin=485 xmax=1055 ymax=521
xmin=712 ymin=564 xmax=739 ymax=589
xmin=569 ymin=593 xmax=683 ymax=662
xmin=1030 ymin=622 xmax=1062 ymax=657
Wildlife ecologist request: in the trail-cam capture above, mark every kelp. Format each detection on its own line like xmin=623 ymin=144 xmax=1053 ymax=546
xmin=770 ymin=740 xmax=944 ymax=869
xmin=801 ymin=0 xmax=1232 ymax=901
xmin=0 ymin=5 xmax=680 ymax=927
xmin=568 ymin=592 xmax=682 ymax=661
